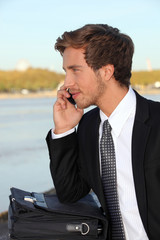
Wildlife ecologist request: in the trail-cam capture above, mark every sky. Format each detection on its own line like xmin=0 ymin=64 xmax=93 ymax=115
xmin=0 ymin=0 xmax=160 ymax=73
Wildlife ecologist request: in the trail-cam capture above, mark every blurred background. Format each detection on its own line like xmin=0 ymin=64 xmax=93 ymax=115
xmin=0 ymin=0 xmax=160 ymax=216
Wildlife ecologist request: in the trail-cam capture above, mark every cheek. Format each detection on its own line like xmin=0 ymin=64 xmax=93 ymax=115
xmin=78 ymin=72 xmax=98 ymax=91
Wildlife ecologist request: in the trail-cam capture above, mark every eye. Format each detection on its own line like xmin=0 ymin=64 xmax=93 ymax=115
xmin=72 ymin=68 xmax=80 ymax=72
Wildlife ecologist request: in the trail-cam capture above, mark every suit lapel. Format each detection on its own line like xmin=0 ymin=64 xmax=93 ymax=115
xmin=88 ymin=108 xmax=109 ymax=215
xmin=83 ymin=108 xmax=107 ymax=213
xmin=132 ymin=91 xmax=150 ymax=234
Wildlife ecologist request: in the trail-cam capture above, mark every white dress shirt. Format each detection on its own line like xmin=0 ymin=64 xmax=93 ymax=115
xmin=99 ymin=87 xmax=148 ymax=240
xmin=52 ymin=87 xmax=148 ymax=240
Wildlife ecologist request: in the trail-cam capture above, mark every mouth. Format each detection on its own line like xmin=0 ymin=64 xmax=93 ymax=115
xmin=69 ymin=90 xmax=81 ymax=99
xmin=72 ymin=92 xmax=80 ymax=99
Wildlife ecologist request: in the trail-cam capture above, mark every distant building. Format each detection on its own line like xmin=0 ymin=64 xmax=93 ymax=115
xmin=15 ymin=59 xmax=30 ymax=71
xmin=146 ymin=58 xmax=152 ymax=72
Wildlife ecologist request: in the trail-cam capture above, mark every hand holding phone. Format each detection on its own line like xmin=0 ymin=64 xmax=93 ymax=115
xmin=53 ymin=87 xmax=83 ymax=134
xmin=67 ymin=89 xmax=76 ymax=105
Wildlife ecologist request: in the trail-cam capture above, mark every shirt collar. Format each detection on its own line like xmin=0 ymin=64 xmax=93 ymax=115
xmin=100 ymin=87 xmax=136 ymax=137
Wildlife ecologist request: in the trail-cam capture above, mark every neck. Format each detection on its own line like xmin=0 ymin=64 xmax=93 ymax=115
xmin=97 ymin=82 xmax=129 ymax=117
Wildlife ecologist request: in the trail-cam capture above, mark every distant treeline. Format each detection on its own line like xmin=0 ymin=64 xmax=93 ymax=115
xmin=0 ymin=68 xmax=160 ymax=93
xmin=131 ymin=70 xmax=160 ymax=86
xmin=0 ymin=68 xmax=64 ymax=92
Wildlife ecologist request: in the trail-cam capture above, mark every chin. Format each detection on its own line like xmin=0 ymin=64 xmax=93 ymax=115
xmin=77 ymin=101 xmax=93 ymax=110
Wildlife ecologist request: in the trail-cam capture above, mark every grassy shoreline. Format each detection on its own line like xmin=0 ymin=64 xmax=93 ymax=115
xmin=0 ymin=211 xmax=8 ymax=223
xmin=0 ymin=90 xmax=57 ymax=99
xmin=1 ymin=87 xmax=160 ymax=100
xmin=136 ymin=87 xmax=160 ymax=95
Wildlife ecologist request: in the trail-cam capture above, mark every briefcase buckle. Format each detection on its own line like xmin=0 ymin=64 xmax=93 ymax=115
xmin=66 ymin=222 xmax=90 ymax=235
xmin=81 ymin=223 xmax=90 ymax=235
xmin=24 ymin=196 xmax=37 ymax=203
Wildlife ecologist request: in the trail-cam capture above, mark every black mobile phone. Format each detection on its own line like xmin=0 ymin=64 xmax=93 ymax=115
xmin=67 ymin=89 xmax=76 ymax=105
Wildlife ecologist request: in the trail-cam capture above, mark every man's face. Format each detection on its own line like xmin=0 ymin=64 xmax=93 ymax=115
xmin=63 ymin=47 xmax=106 ymax=109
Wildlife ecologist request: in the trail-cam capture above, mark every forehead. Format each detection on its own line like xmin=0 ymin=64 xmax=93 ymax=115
xmin=63 ymin=47 xmax=87 ymax=67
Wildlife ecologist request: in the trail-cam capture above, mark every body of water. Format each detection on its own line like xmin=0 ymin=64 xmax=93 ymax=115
xmin=0 ymin=97 xmax=56 ymax=212
xmin=0 ymin=93 xmax=160 ymax=212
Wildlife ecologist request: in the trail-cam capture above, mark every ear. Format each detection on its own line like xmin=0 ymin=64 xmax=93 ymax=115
xmin=100 ymin=64 xmax=115 ymax=81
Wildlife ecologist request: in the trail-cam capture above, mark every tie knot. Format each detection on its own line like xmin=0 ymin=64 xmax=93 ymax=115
xmin=102 ymin=120 xmax=112 ymax=135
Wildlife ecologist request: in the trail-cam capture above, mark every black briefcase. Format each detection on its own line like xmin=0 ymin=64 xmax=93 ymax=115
xmin=8 ymin=187 xmax=108 ymax=240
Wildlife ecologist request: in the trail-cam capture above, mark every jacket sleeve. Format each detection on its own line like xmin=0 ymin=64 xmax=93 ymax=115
xmin=46 ymin=130 xmax=91 ymax=203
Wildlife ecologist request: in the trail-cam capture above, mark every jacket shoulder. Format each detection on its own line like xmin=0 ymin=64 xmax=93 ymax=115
xmin=135 ymin=90 xmax=160 ymax=124
xmin=79 ymin=107 xmax=100 ymax=128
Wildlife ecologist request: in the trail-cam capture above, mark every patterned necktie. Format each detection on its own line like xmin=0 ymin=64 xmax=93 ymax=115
xmin=100 ymin=120 xmax=126 ymax=239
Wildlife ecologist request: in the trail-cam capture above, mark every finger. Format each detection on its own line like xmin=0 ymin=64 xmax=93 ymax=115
xmin=57 ymin=96 xmax=67 ymax=105
xmin=55 ymin=97 xmax=67 ymax=110
xmin=57 ymin=89 xmax=70 ymax=99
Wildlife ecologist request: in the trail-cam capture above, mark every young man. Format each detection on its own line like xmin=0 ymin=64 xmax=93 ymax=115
xmin=46 ymin=24 xmax=160 ymax=239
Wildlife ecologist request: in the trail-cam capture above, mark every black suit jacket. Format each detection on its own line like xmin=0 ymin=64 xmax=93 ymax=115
xmin=46 ymin=91 xmax=160 ymax=239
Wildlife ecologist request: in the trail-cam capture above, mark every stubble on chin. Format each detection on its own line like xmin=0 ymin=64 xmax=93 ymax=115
xmin=76 ymin=90 xmax=104 ymax=109
xmin=76 ymin=100 xmax=92 ymax=110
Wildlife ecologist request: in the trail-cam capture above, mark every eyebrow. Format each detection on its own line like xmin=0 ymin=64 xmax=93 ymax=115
xmin=63 ymin=65 xmax=83 ymax=71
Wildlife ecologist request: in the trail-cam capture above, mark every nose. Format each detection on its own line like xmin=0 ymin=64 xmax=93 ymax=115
xmin=64 ymin=73 xmax=75 ymax=89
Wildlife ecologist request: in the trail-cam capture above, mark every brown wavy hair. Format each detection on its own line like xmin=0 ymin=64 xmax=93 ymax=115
xmin=55 ymin=24 xmax=134 ymax=87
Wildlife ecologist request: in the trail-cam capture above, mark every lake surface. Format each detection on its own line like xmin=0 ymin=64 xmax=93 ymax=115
xmin=0 ymin=97 xmax=55 ymax=212
xmin=0 ymin=93 xmax=160 ymax=212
